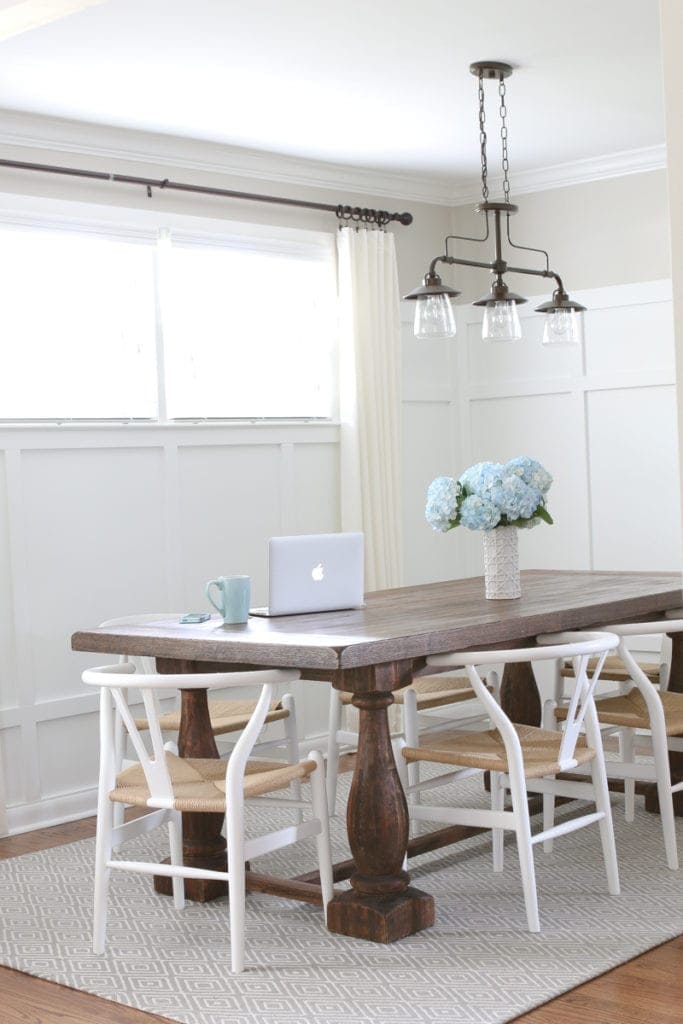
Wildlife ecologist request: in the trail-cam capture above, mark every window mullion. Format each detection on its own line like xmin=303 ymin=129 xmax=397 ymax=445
xmin=153 ymin=229 xmax=170 ymax=424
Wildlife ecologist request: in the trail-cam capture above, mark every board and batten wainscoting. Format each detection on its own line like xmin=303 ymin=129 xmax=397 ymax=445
xmin=0 ymin=424 xmax=340 ymax=834
xmin=0 ymin=278 xmax=679 ymax=834
xmin=402 ymin=277 xmax=681 ymax=689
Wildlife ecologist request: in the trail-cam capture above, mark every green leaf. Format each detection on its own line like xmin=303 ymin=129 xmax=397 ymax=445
xmin=536 ymin=505 xmax=554 ymax=525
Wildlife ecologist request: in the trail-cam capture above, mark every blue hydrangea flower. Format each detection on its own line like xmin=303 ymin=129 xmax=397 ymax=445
xmin=459 ymin=461 xmax=504 ymax=497
xmin=459 ymin=494 xmax=501 ymax=531
xmin=505 ymin=456 xmax=553 ymax=495
xmin=425 ymin=476 xmax=461 ymax=532
xmin=489 ymin=473 xmax=542 ymax=520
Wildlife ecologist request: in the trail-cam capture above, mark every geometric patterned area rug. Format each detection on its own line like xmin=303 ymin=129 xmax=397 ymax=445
xmin=0 ymin=773 xmax=681 ymax=1024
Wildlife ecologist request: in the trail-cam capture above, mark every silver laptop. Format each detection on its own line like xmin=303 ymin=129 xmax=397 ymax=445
xmin=250 ymin=532 xmax=365 ymax=617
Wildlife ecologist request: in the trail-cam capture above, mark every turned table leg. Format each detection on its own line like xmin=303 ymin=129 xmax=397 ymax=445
xmin=501 ymin=660 xmax=542 ymax=727
xmin=326 ymin=663 xmax=435 ymax=942
xmin=154 ymin=660 xmax=228 ymax=901
xmin=645 ymin=631 xmax=683 ymax=816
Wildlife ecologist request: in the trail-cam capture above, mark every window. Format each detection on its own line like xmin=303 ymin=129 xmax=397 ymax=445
xmin=0 ymin=217 xmax=337 ymax=422
xmin=161 ymin=240 xmax=336 ymax=420
xmin=0 ymin=225 xmax=157 ymax=419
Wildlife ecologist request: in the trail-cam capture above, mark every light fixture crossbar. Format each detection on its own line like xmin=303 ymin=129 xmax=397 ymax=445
xmin=404 ymin=61 xmax=586 ymax=347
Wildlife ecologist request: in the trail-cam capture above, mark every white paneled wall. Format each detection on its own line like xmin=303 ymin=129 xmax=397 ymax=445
xmin=0 ymin=424 xmax=340 ymax=834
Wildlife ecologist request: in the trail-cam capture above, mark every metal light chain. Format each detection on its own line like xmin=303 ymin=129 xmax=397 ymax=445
xmin=478 ymin=72 xmax=489 ymax=202
xmin=499 ymin=74 xmax=511 ymax=203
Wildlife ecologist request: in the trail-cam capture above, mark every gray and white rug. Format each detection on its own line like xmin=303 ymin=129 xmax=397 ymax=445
xmin=0 ymin=773 xmax=681 ymax=1024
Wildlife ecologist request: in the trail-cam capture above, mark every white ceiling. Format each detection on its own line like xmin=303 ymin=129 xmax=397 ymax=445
xmin=0 ymin=0 xmax=665 ymax=184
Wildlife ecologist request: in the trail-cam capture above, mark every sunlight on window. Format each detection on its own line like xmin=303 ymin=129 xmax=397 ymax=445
xmin=0 ymin=226 xmax=157 ymax=419
xmin=161 ymin=243 xmax=336 ymax=419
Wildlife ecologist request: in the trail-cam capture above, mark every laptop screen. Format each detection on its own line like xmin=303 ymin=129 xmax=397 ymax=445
xmin=266 ymin=532 xmax=365 ymax=616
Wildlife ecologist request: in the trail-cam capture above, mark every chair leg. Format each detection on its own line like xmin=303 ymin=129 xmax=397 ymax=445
xmin=541 ymin=701 xmax=557 ymax=853
xmin=282 ymin=693 xmax=303 ymax=824
xmin=326 ymin=688 xmax=343 ymax=815
xmin=226 ymin=805 xmax=246 ymax=974
xmin=583 ymin=701 xmax=621 ymax=896
xmin=651 ymin=720 xmax=679 ymax=870
xmin=508 ymin=768 xmax=540 ymax=932
xmin=168 ymin=811 xmax=185 ymax=910
xmin=490 ymin=770 xmax=505 ymax=871
xmin=542 ymin=777 xmax=556 ymax=855
xmin=402 ymin=688 xmax=420 ymax=802
xmin=588 ymin=754 xmax=621 ymax=894
xmin=93 ymin=798 xmax=114 ymax=954
xmin=619 ymin=728 xmax=636 ymax=822
xmin=309 ymin=751 xmax=334 ymax=920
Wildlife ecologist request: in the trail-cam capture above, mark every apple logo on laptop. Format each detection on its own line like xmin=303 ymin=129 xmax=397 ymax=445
xmin=311 ymin=562 xmax=325 ymax=582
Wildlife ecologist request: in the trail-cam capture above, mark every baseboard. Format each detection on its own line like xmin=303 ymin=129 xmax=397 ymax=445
xmin=5 ymin=788 xmax=98 ymax=836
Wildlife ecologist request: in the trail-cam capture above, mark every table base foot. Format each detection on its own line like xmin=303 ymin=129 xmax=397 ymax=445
xmin=153 ymin=855 xmax=228 ymax=902
xmin=326 ymin=886 xmax=434 ymax=942
xmin=644 ymin=784 xmax=683 ymax=817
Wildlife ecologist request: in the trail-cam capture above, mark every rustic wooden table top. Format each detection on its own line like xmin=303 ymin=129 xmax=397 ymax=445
xmin=71 ymin=569 xmax=683 ymax=670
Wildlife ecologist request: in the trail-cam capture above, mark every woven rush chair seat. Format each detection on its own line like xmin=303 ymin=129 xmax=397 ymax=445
xmin=111 ymin=752 xmax=317 ymax=812
xmin=403 ymin=724 xmax=596 ymax=780
xmin=339 ymin=674 xmax=474 ymax=711
xmin=555 ymin=688 xmax=683 ymax=736
xmin=134 ymin=698 xmax=289 ymax=737
xmin=560 ymin=655 xmax=659 ymax=685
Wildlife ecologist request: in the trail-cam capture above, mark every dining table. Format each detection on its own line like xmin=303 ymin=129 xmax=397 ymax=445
xmin=72 ymin=569 xmax=683 ymax=943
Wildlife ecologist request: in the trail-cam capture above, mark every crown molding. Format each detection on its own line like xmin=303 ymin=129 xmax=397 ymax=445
xmin=0 ymin=108 xmax=457 ymax=206
xmin=450 ymin=144 xmax=667 ymax=206
xmin=0 ymin=109 xmax=667 ymax=210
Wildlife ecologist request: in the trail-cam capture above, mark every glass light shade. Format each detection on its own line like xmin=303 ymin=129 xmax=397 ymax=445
xmin=481 ymin=300 xmax=522 ymax=342
xmin=413 ymin=294 xmax=457 ymax=340
xmin=541 ymin=307 xmax=584 ymax=346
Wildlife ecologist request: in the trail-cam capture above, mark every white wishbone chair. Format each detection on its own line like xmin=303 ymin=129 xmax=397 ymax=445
xmin=396 ymin=631 xmax=620 ymax=932
xmin=547 ymin=618 xmax=683 ymax=870
xmin=99 ymin=615 xmax=303 ymax=823
xmin=84 ymin=663 xmax=333 ymax=974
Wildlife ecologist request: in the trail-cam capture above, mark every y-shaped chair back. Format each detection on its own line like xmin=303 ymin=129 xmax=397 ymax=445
xmin=428 ymin=631 xmax=614 ymax=776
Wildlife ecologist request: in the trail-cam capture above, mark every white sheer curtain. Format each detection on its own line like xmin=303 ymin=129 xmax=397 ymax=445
xmin=337 ymin=226 xmax=403 ymax=591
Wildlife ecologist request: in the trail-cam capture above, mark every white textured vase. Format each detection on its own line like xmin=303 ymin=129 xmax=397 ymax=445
xmin=482 ymin=526 xmax=521 ymax=600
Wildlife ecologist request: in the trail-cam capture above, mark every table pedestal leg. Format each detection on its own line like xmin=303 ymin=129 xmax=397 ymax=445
xmin=326 ymin=666 xmax=434 ymax=942
xmin=501 ymin=660 xmax=542 ymax=726
xmin=154 ymin=681 xmax=228 ymax=901
xmin=645 ymin=631 xmax=683 ymax=817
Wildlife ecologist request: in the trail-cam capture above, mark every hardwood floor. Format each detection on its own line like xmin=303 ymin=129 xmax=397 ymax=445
xmin=0 ymin=806 xmax=680 ymax=1024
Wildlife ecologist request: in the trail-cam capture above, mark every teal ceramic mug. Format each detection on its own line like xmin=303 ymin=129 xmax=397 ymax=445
xmin=205 ymin=575 xmax=251 ymax=624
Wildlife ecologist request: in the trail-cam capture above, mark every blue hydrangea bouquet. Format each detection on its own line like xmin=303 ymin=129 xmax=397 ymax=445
xmin=425 ymin=457 xmax=553 ymax=534
xmin=425 ymin=457 xmax=553 ymax=599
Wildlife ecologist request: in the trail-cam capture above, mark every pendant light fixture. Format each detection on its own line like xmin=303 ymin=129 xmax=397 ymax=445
xmin=404 ymin=61 xmax=586 ymax=345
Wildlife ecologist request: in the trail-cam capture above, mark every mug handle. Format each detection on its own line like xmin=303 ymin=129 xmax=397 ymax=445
xmin=205 ymin=580 xmax=223 ymax=615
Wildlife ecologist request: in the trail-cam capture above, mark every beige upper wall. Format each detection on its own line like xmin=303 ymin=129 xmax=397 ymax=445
xmin=0 ymin=116 xmax=670 ymax=307
xmin=448 ymin=169 xmax=670 ymax=301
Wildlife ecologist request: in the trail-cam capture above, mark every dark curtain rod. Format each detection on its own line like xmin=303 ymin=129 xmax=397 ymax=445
xmin=0 ymin=157 xmax=413 ymax=227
